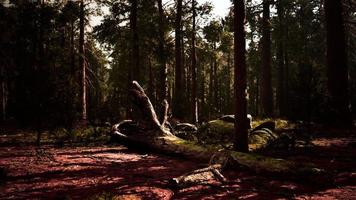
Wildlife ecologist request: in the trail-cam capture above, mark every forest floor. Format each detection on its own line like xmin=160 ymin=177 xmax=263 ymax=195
xmin=0 ymin=127 xmax=356 ymax=199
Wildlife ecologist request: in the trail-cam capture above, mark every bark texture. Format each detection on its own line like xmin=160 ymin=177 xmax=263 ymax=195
xmin=191 ymin=0 xmax=198 ymax=124
xmin=173 ymin=0 xmax=184 ymax=119
xmin=324 ymin=0 xmax=351 ymax=126
xmin=233 ymin=0 xmax=249 ymax=152
xmin=261 ymin=0 xmax=273 ymax=117
xmin=157 ymin=0 xmax=168 ymax=103
xmin=79 ymin=0 xmax=87 ymax=124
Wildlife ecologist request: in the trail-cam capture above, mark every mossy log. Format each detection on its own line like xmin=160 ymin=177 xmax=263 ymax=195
xmin=112 ymin=81 xmax=324 ymax=179
xmin=198 ymin=119 xmax=294 ymax=151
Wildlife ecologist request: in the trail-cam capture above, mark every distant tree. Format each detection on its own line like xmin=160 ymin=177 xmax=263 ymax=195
xmin=233 ymin=0 xmax=248 ymax=152
xmin=260 ymin=0 xmax=273 ymax=117
xmin=130 ymin=0 xmax=140 ymax=82
xmin=191 ymin=0 xmax=198 ymax=123
xmin=173 ymin=0 xmax=184 ymax=119
xmin=276 ymin=0 xmax=285 ymax=116
xmin=79 ymin=0 xmax=87 ymax=126
xmin=219 ymin=30 xmax=233 ymax=114
xmin=157 ymin=0 xmax=168 ymax=103
xmin=203 ymin=20 xmax=222 ymax=117
xmin=0 ymin=3 xmax=13 ymax=122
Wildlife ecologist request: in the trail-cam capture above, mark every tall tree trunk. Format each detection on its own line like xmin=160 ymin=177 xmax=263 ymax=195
xmin=213 ymin=59 xmax=218 ymax=113
xmin=148 ymin=59 xmax=154 ymax=101
xmin=130 ymin=0 xmax=140 ymax=81
xmin=36 ymin=0 xmax=45 ymax=146
xmin=79 ymin=0 xmax=87 ymax=125
xmin=191 ymin=0 xmax=198 ymax=123
xmin=173 ymin=0 xmax=184 ymax=119
xmin=261 ymin=0 xmax=273 ymax=117
xmin=324 ymin=0 xmax=351 ymax=126
xmin=233 ymin=0 xmax=248 ymax=152
xmin=1 ymin=66 xmax=6 ymax=121
xmin=209 ymin=58 xmax=214 ymax=118
xmin=226 ymin=51 xmax=232 ymax=113
xmin=276 ymin=0 xmax=285 ymax=117
xmin=70 ymin=21 xmax=75 ymax=74
xmin=200 ymin=64 xmax=206 ymax=120
xmin=298 ymin=4 xmax=312 ymax=121
xmin=255 ymin=77 xmax=260 ymax=116
xmin=284 ymin=22 xmax=289 ymax=118
xmin=182 ymin=36 xmax=188 ymax=113
xmin=157 ymin=0 xmax=168 ymax=103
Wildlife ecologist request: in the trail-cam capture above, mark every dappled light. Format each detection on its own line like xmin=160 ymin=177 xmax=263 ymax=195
xmin=0 ymin=0 xmax=355 ymax=199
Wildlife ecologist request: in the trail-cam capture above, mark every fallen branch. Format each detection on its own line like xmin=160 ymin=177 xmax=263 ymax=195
xmin=169 ymin=164 xmax=227 ymax=188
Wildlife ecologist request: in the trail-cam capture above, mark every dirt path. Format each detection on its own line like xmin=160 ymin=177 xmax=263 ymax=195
xmin=0 ymin=131 xmax=355 ymax=199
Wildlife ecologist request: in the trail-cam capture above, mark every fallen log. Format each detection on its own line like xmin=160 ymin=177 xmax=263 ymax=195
xmin=198 ymin=119 xmax=296 ymax=151
xmin=169 ymin=164 xmax=227 ymax=188
xmin=112 ymin=81 xmax=325 ymax=180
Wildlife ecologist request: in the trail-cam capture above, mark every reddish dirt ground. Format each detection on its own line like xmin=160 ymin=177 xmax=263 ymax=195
xmin=0 ymin=130 xmax=355 ymax=199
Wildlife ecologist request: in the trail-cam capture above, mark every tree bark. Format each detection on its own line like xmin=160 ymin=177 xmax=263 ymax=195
xmin=148 ymin=59 xmax=154 ymax=102
xmin=130 ymin=0 xmax=140 ymax=82
xmin=213 ymin=58 xmax=218 ymax=112
xmin=261 ymin=0 xmax=273 ymax=117
xmin=284 ymin=22 xmax=289 ymax=117
xmin=324 ymin=0 xmax=351 ymax=126
xmin=0 ymin=66 xmax=6 ymax=121
xmin=233 ymin=0 xmax=249 ymax=152
xmin=191 ymin=0 xmax=198 ymax=124
xmin=157 ymin=0 xmax=168 ymax=103
xmin=226 ymin=51 xmax=232 ymax=114
xmin=36 ymin=0 xmax=45 ymax=145
xmin=276 ymin=0 xmax=285 ymax=117
xmin=70 ymin=21 xmax=75 ymax=75
xmin=209 ymin=58 xmax=214 ymax=118
xmin=173 ymin=0 xmax=184 ymax=119
xmin=79 ymin=0 xmax=87 ymax=125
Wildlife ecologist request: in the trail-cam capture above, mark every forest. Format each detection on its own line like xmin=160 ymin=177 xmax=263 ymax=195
xmin=0 ymin=0 xmax=355 ymax=199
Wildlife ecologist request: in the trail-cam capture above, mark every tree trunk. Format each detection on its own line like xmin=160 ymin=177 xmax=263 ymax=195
xmin=0 ymin=66 xmax=6 ymax=121
xmin=183 ymin=36 xmax=190 ymax=117
xmin=200 ymin=68 xmax=206 ymax=120
xmin=213 ymin=59 xmax=218 ymax=113
xmin=70 ymin=21 xmax=75 ymax=75
xmin=324 ymin=0 xmax=351 ymax=126
xmin=79 ymin=0 xmax=87 ymax=125
xmin=148 ymin=59 xmax=154 ymax=102
xmin=191 ymin=0 xmax=198 ymax=124
xmin=261 ymin=0 xmax=273 ymax=117
xmin=113 ymin=81 xmax=324 ymax=179
xmin=233 ymin=0 xmax=249 ymax=152
xmin=226 ymin=51 xmax=232 ymax=113
xmin=284 ymin=22 xmax=289 ymax=117
xmin=130 ymin=0 xmax=140 ymax=82
xmin=36 ymin=0 xmax=45 ymax=146
xmin=157 ymin=0 xmax=168 ymax=103
xmin=276 ymin=0 xmax=285 ymax=117
xmin=209 ymin=58 xmax=214 ymax=118
xmin=173 ymin=0 xmax=184 ymax=119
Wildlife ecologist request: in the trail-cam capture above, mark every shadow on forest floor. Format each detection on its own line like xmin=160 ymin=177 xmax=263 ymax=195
xmin=0 ymin=127 xmax=355 ymax=199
